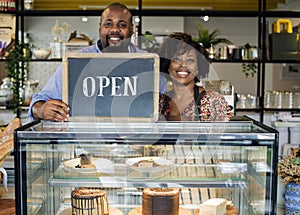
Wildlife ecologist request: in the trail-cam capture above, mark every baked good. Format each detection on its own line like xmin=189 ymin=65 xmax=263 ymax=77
xmin=195 ymin=199 xmax=238 ymax=215
xmin=74 ymin=153 xmax=95 ymax=169
xmin=0 ymin=118 xmax=21 ymax=161
xmin=0 ymin=199 xmax=15 ymax=215
xmin=79 ymin=153 xmax=95 ymax=169
xmin=0 ymin=117 xmax=21 ymax=142
xmin=143 ymin=188 xmax=179 ymax=215
xmin=71 ymin=187 xmax=123 ymax=215
xmin=129 ymin=188 xmax=191 ymax=215
xmin=133 ymin=158 xmax=160 ymax=168
xmin=71 ymin=187 xmax=109 ymax=215
xmin=199 ymin=198 xmax=226 ymax=215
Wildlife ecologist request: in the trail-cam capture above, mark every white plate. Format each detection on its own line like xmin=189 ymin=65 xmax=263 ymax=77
xmin=63 ymin=158 xmax=113 ymax=174
xmin=125 ymin=156 xmax=174 ymax=172
xmin=60 ymin=207 xmax=123 ymax=215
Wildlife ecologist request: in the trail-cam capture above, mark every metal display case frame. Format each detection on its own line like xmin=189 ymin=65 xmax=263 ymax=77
xmin=14 ymin=116 xmax=278 ymax=215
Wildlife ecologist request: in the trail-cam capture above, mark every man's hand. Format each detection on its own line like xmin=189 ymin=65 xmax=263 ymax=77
xmin=32 ymin=100 xmax=70 ymax=122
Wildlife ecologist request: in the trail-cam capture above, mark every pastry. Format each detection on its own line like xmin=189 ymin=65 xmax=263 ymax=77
xmin=71 ymin=187 xmax=123 ymax=215
xmin=199 ymin=198 xmax=226 ymax=215
xmin=128 ymin=188 xmax=192 ymax=215
xmin=71 ymin=187 xmax=109 ymax=215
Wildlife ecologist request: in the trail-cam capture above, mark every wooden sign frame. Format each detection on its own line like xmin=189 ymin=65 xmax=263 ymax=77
xmin=62 ymin=53 xmax=160 ymax=122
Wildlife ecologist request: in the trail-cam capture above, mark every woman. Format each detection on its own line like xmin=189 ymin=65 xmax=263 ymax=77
xmin=158 ymin=32 xmax=233 ymax=121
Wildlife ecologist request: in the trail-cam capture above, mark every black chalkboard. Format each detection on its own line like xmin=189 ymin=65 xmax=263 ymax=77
xmin=62 ymin=53 xmax=160 ymax=122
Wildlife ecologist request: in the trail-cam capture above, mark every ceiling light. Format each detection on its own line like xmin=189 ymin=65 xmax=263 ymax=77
xmin=134 ymin=17 xmax=140 ymax=23
xmin=203 ymin=16 xmax=209 ymax=22
xmin=81 ymin=16 xmax=88 ymax=22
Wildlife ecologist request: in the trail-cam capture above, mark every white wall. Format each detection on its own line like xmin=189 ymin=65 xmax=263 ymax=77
xmin=142 ymin=16 xmax=184 ymax=35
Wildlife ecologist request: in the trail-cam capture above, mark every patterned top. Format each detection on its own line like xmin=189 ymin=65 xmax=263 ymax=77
xmin=159 ymin=89 xmax=233 ymax=121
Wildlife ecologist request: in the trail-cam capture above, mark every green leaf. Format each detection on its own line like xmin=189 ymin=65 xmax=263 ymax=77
xmin=193 ymin=21 xmax=233 ymax=49
xmin=5 ymin=42 xmax=33 ymax=116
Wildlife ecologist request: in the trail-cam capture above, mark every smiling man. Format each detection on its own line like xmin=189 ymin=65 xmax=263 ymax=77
xmin=99 ymin=3 xmax=133 ymax=49
xmin=29 ymin=2 xmax=168 ymax=122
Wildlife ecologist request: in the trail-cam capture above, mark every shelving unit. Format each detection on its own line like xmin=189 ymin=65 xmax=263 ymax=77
xmin=1 ymin=0 xmax=300 ymax=123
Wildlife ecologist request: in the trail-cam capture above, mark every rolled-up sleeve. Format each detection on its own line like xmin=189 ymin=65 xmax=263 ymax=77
xmin=28 ymin=65 xmax=63 ymax=120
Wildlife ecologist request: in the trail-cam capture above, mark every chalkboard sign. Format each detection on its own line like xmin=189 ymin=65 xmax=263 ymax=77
xmin=62 ymin=53 xmax=160 ymax=122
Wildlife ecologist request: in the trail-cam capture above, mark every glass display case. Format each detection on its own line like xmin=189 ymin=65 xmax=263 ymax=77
xmin=14 ymin=116 xmax=278 ymax=215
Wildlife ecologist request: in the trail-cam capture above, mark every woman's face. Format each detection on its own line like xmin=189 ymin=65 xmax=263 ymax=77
xmin=168 ymin=48 xmax=198 ymax=86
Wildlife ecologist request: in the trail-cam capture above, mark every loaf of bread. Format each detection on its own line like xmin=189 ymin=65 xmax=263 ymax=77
xmin=0 ymin=118 xmax=21 ymax=161
xmin=0 ymin=199 xmax=15 ymax=215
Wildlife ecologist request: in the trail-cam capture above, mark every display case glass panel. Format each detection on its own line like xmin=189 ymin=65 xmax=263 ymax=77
xmin=14 ymin=116 xmax=278 ymax=215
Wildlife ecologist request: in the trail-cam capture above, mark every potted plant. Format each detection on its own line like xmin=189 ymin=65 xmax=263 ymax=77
xmin=5 ymin=41 xmax=32 ymax=117
xmin=241 ymin=43 xmax=258 ymax=78
xmin=141 ymin=31 xmax=161 ymax=53
xmin=241 ymin=62 xmax=257 ymax=78
xmin=193 ymin=21 xmax=233 ymax=49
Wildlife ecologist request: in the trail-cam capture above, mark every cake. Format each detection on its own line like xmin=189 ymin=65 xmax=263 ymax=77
xmin=71 ymin=187 xmax=109 ymax=215
xmin=75 ymin=153 xmax=95 ymax=169
xmin=199 ymin=198 xmax=226 ymax=215
xmin=133 ymin=158 xmax=160 ymax=168
xmin=143 ymin=188 xmax=179 ymax=215
xmin=195 ymin=198 xmax=238 ymax=215
xmin=128 ymin=188 xmax=192 ymax=215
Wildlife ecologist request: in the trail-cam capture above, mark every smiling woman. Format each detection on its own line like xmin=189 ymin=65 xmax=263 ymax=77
xmin=157 ymin=32 xmax=233 ymax=121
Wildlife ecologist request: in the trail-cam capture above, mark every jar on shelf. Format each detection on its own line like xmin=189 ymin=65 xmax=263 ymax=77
xmin=22 ymin=80 xmax=39 ymax=106
xmin=264 ymin=90 xmax=274 ymax=108
xmin=0 ymin=77 xmax=13 ymax=105
xmin=24 ymin=0 xmax=34 ymax=10
xmin=282 ymin=91 xmax=293 ymax=109
xmin=293 ymin=92 xmax=300 ymax=108
xmin=273 ymin=90 xmax=282 ymax=108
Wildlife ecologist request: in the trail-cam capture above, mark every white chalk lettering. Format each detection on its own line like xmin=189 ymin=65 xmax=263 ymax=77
xmin=82 ymin=77 xmax=95 ymax=97
xmin=97 ymin=76 xmax=110 ymax=96
xmin=123 ymin=76 xmax=137 ymax=96
xmin=82 ymin=76 xmax=138 ymax=97
xmin=111 ymin=77 xmax=122 ymax=96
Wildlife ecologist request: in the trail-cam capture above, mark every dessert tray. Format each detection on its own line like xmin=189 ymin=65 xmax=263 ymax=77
xmin=125 ymin=156 xmax=174 ymax=172
xmin=128 ymin=207 xmax=192 ymax=215
xmin=63 ymin=158 xmax=113 ymax=174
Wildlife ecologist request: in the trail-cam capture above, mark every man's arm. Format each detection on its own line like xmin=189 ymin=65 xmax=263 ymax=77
xmin=31 ymin=100 xmax=69 ymax=122
xmin=28 ymin=65 xmax=64 ymax=121
xmin=28 ymin=44 xmax=99 ymax=121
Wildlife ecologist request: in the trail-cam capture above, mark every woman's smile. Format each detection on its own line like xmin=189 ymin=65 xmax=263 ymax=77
xmin=176 ymin=69 xmax=192 ymax=78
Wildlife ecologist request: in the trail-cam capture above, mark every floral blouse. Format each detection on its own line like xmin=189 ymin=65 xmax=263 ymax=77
xmin=159 ymin=88 xmax=233 ymax=121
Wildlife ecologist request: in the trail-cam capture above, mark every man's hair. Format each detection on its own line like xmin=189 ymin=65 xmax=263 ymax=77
xmin=101 ymin=2 xmax=133 ymax=23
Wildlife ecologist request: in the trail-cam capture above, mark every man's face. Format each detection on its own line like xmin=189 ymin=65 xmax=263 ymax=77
xmin=99 ymin=7 xmax=133 ymax=49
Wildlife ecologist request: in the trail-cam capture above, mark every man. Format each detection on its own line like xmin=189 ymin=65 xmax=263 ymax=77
xmin=29 ymin=2 xmax=166 ymax=121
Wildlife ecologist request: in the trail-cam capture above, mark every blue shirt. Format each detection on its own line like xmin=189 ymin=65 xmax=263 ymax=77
xmin=28 ymin=42 xmax=167 ymax=120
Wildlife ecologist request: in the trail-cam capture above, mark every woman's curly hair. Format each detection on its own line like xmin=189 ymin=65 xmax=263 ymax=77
xmin=158 ymin=32 xmax=211 ymax=80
